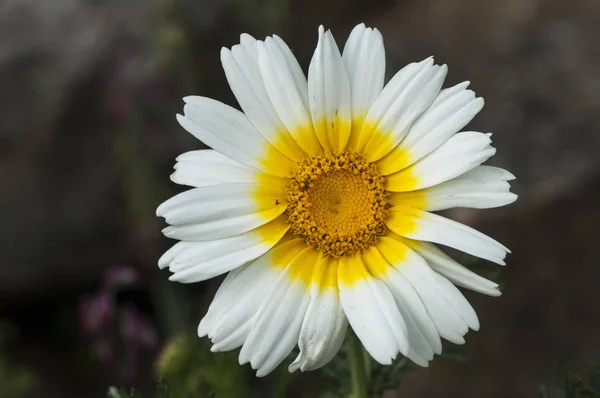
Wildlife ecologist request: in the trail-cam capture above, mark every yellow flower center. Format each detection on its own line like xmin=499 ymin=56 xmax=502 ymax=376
xmin=286 ymin=152 xmax=390 ymax=257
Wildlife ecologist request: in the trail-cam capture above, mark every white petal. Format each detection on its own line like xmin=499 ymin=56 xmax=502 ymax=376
xmin=239 ymin=248 xmax=318 ymax=377
xmin=221 ymin=39 xmax=305 ymax=161
xmin=200 ymin=265 xmax=258 ymax=351
xmin=360 ymin=59 xmax=448 ymax=161
xmin=157 ymin=183 xmax=286 ymax=241
xmin=177 ymin=96 xmax=295 ymax=177
xmin=386 ymin=205 xmax=509 ymax=265
xmin=308 ymin=26 xmax=352 ymax=152
xmin=387 ymin=270 xmax=440 ymax=363
xmin=170 ymin=150 xmax=260 ymax=188
xmin=376 ymin=237 xmax=470 ymax=344
xmin=362 ymin=247 xmax=440 ymax=364
xmin=389 ymin=165 xmax=517 ymax=211
xmin=257 ymin=37 xmax=322 ymax=155
xmin=432 ymin=273 xmax=480 ymax=331
xmin=408 ymin=240 xmax=501 ymax=297
xmin=289 ymin=257 xmax=348 ymax=372
xmin=342 ymin=23 xmax=385 ymax=123
xmin=272 ymin=34 xmax=310 ymax=104
xmin=387 ymin=132 xmax=496 ymax=192
xmin=159 ymin=217 xmax=289 ymax=283
xmin=425 ymin=165 xmax=517 ymax=211
xmin=378 ymin=82 xmax=485 ymax=175
xmin=338 ymin=256 xmax=409 ymax=364
xmin=199 ymin=239 xmax=307 ymax=352
xmin=240 ymin=32 xmax=256 ymax=47
xmin=400 ymin=268 xmax=468 ymax=345
xmin=289 ymin=290 xmax=347 ymax=372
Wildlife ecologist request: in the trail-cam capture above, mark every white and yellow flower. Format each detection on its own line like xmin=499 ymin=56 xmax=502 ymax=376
xmin=157 ymin=23 xmax=516 ymax=376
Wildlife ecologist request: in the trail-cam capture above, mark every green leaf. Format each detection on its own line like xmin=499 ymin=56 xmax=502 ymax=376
xmin=106 ymin=387 xmax=140 ymax=398
xmin=542 ymin=359 xmax=600 ymax=398
xmin=588 ymin=362 xmax=600 ymax=392
xmin=538 ymin=383 xmax=549 ymax=398
xmin=370 ymin=357 xmax=411 ymax=397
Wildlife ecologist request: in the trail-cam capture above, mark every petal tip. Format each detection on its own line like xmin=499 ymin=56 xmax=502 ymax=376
xmin=240 ymin=33 xmax=256 ymax=45
xmin=220 ymin=46 xmax=231 ymax=58
xmin=197 ymin=323 xmax=209 ymax=338
xmin=157 ymin=247 xmax=175 ymax=269
xmin=504 ymin=170 xmax=517 ymax=181
xmin=288 ymin=361 xmax=300 ymax=373
xmin=168 ymin=272 xmax=185 ymax=282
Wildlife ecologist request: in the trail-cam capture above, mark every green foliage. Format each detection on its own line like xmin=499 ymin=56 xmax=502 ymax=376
xmin=107 ymin=386 xmax=142 ymax=398
xmin=370 ymin=343 xmax=466 ymax=397
xmin=539 ymin=361 xmax=600 ymax=398
xmin=0 ymin=322 xmax=38 ymax=398
xmin=318 ymin=332 xmax=413 ymax=398
xmin=370 ymin=357 xmax=411 ymax=397
xmin=0 ymin=356 xmax=38 ymax=398
xmin=108 ymin=333 xmax=303 ymax=398
xmin=318 ymin=338 xmax=350 ymax=398
xmin=107 ymin=380 xmax=174 ymax=398
xmin=271 ymin=360 xmax=298 ymax=398
xmin=155 ymin=334 xmax=249 ymax=398
xmin=108 ymin=334 xmax=250 ymax=398
xmin=108 ymin=332 xmax=469 ymax=398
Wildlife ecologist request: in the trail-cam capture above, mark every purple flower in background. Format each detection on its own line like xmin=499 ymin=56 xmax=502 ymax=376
xmin=104 ymin=266 xmax=142 ymax=290
xmin=79 ymin=291 xmax=114 ymax=361
xmin=78 ymin=266 xmax=158 ymax=382
xmin=122 ymin=303 xmax=158 ymax=348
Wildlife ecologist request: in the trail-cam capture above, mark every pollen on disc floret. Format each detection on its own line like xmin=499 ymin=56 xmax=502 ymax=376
xmin=286 ymin=152 xmax=390 ymax=258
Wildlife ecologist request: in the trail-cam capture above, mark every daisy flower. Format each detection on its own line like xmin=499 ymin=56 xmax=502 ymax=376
xmin=157 ymin=23 xmax=517 ymax=377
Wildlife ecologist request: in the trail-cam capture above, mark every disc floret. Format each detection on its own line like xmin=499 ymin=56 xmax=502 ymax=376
xmin=286 ymin=152 xmax=390 ymax=257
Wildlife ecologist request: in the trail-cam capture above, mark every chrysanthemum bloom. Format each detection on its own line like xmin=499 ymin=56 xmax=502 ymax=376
xmin=157 ymin=23 xmax=517 ymax=376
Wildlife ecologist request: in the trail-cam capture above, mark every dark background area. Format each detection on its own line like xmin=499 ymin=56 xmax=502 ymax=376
xmin=1 ymin=0 xmax=599 ymax=397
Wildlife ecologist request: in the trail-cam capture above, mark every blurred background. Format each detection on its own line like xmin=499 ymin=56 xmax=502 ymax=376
xmin=1 ymin=0 xmax=600 ymax=397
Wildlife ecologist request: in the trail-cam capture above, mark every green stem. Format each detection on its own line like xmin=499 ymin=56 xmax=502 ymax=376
xmin=348 ymin=332 xmax=370 ymax=398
